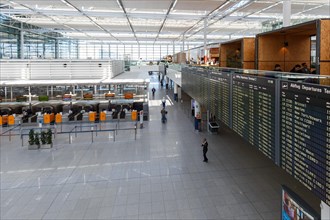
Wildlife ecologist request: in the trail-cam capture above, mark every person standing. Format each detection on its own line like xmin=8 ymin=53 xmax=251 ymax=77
xmin=152 ymin=87 xmax=156 ymax=96
xmin=201 ymin=138 xmax=208 ymax=162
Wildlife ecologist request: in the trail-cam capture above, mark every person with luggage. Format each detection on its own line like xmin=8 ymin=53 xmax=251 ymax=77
xmin=161 ymin=108 xmax=167 ymax=123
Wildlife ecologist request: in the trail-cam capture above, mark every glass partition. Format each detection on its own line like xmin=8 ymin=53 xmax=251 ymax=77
xmin=187 ymin=65 xmax=330 ymax=84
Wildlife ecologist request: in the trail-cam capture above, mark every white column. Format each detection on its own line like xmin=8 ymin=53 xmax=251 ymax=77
xmin=321 ymin=201 xmax=330 ymax=220
xmin=177 ymin=86 xmax=181 ymax=100
xmin=94 ymin=85 xmax=97 ymax=94
xmin=283 ymin=0 xmax=291 ymax=27
xmin=138 ymin=44 xmax=140 ymax=60
xmin=20 ymin=23 xmax=24 ymax=59
xmin=204 ymin=19 xmax=207 ymax=63
xmin=173 ymin=83 xmax=178 ymax=101
xmin=182 ymin=34 xmax=185 ymax=53
xmin=173 ymin=41 xmax=175 ymax=55
xmin=116 ymin=44 xmax=119 ymax=60
xmin=10 ymin=87 xmax=13 ymax=101
xmin=55 ymin=40 xmax=59 ymax=59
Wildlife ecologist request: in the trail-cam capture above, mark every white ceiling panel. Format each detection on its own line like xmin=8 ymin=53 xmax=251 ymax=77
xmin=123 ymin=0 xmax=172 ymax=12
xmin=174 ymin=0 xmax=226 ymax=12
xmin=68 ymin=0 xmax=120 ymax=11
xmin=8 ymin=0 xmax=65 ymax=9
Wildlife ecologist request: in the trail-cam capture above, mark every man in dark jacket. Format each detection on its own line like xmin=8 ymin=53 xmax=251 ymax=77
xmin=201 ymin=138 xmax=208 ymax=162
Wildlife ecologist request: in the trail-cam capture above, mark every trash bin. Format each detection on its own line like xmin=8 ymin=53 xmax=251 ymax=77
xmin=208 ymin=122 xmax=219 ymax=134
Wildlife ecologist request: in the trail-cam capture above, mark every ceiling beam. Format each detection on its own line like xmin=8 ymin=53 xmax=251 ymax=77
xmin=116 ymin=0 xmax=139 ymax=44
xmin=184 ymin=0 xmax=256 ymax=41
xmin=5 ymin=0 xmax=91 ymax=38
xmin=174 ymin=0 xmax=232 ymax=43
xmin=153 ymin=0 xmax=177 ymax=44
xmin=61 ymin=0 xmax=122 ymax=43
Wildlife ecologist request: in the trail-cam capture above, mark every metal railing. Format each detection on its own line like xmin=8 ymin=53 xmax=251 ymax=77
xmin=68 ymin=123 xmax=137 ymax=144
xmin=0 ymin=124 xmax=22 ymax=141
xmin=18 ymin=122 xmax=138 ymax=147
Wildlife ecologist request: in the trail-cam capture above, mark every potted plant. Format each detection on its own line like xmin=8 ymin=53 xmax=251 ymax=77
xmin=34 ymin=132 xmax=40 ymax=148
xmin=46 ymin=129 xmax=52 ymax=145
xmin=40 ymin=131 xmax=47 ymax=144
xmin=39 ymin=129 xmax=52 ymax=149
xmin=28 ymin=129 xmax=38 ymax=150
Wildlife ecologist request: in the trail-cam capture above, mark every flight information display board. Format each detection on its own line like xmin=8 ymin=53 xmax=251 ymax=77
xmin=232 ymin=74 xmax=276 ymax=161
xmin=280 ymin=81 xmax=330 ymax=205
xmin=210 ymin=71 xmax=231 ymax=127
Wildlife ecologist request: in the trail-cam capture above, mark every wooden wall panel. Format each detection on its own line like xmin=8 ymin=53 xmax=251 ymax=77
xmin=219 ymin=44 xmax=227 ymax=67
xmin=257 ymin=35 xmax=283 ymax=71
xmin=320 ymin=62 xmax=330 ymax=76
xmin=243 ymin=38 xmax=255 ymax=62
xmin=257 ymin=34 xmax=285 ymax=71
xmin=257 ymin=35 xmax=284 ymax=63
xmin=258 ymin=61 xmax=285 ymax=71
xmin=243 ymin=62 xmax=255 ymax=70
xmin=284 ymin=35 xmax=310 ymax=64
xmin=320 ymin=20 xmax=330 ymax=61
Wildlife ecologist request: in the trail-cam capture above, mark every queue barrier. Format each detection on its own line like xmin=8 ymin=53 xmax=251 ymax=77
xmin=55 ymin=113 xmax=62 ymax=123
xmin=131 ymin=110 xmax=137 ymax=121
xmin=89 ymin=112 xmax=96 ymax=122
xmin=99 ymin=112 xmax=106 ymax=121
xmin=1 ymin=115 xmax=15 ymax=126
xmin=8 ymin=115 xmax=15 ymax=125
xmin=43 ymin=113 xmax=55 ymax=124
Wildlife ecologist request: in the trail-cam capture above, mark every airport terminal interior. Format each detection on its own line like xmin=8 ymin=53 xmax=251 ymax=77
xmin=1 ymin=0 xmax=330 ymax=219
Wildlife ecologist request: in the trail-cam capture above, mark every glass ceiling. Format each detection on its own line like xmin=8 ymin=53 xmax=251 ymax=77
xmin=0 ymin=0 xmax=329 ymax=46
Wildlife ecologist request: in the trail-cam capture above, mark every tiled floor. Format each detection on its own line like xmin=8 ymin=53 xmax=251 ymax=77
xmin=0 ymin=67 xmax=321 ymax=219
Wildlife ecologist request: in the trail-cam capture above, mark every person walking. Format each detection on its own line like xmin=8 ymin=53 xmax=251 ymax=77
xmin=162 ymin=97 xmax=166 ymax=108
xmin=152 ymin=87 xmax=156 ymax=96
xmin=201 ymin=138 xmax=208 ymax=162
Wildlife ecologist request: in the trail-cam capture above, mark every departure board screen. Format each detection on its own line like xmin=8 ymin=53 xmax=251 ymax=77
xmin=232 ymin=74 xmax=276 ymax=161
xmin=280 ymin=81 xmax=330 ymax=205
xmin=210 ymin=71 xmax=230 ymax=127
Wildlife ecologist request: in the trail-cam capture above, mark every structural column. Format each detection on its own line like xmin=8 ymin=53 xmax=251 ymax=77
xmin=55 ymin=39 xmax=59 ymax=59
xmin=182 ymin=34 xmax=185 ymax=54
xmin=203 ymin=19 xmax=207 ymax=63
xmin=173 ymin=83 xmax=178 ymax=101
xmin=19 ymin=22 xmax=24 ymax=59
xmin=283 ymin=0 xmax=291 ymax=27
xmin=321 ymin=201 xmax=330 ymax=220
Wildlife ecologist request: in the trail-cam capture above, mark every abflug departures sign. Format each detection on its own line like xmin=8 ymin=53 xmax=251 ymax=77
xmin=232 ymin=74 xmax=276 ymax=161
xmin=280 ymin=81 xmax=330 ymax=205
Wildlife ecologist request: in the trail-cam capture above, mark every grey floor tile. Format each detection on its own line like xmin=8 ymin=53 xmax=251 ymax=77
xmin=138 ymin=202 xmax=152 ymax=215
xmin=97 ymin=206 xmax=113 ymax=219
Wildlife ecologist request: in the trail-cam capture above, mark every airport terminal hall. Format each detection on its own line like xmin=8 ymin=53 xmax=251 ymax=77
xmin=1 ymin=0 xmax=330 ymax=219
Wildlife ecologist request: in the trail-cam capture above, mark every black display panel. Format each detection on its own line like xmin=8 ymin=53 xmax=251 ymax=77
xmin=280 ymin=81 xmax=330 ymax=205
xmin=232 ymin=74 xmax=276 ymax=161
xmin=210 ymin=71 xmax=230 ymax=127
